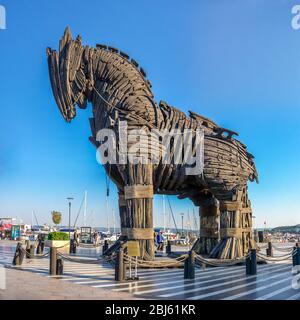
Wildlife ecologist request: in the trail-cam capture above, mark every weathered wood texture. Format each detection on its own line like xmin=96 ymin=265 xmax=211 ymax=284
xmin=47 ymin=28 xmax=258 ymax=260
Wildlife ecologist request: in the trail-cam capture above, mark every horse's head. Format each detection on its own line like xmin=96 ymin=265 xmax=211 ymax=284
xmin=46 ymin=27 xmax=93 ymax=122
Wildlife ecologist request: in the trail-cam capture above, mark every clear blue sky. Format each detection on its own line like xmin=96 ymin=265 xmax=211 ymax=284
xmin=0 ymin=0 xmax=299 ymax=228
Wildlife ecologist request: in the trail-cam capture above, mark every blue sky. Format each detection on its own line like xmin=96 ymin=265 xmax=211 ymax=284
xmin=0 ymin=0 xmax=299 ymax=228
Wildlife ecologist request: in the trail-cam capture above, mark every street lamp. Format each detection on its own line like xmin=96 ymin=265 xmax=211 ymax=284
xmin=180 ymin=213 xmax=184 ymax=236
xmin=67 ymin=197 xmax=74 ymax=239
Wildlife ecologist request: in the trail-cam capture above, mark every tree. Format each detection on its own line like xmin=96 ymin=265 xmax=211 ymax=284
xmin=51 ymin=211 xmax=62 ymax=226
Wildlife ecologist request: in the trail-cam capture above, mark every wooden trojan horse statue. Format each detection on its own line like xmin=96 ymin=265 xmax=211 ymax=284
xmin=47 ymin=27 xmax=258 ymax=260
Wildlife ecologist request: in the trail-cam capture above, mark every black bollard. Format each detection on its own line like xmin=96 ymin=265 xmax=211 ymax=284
xmin=70 ymin=239 xmax=77 ymax=254
xmin=50 ymin=247 xmax=57 ymax=275
xmin=102 ymin=240 xmax=109 ymax=255
xmin=56 ymin=258 xmax=64 ymax=275
xmin=40 ymin=241 xmax=45 ymax=254
xmin=115 ymin=247 xmax=125 ymax=281
xmin=166 ymin=241 xmax=172 ymax=254
xmin=69 ymin=239 xmax=73 ymax=254
xmin=73 ymin=241 xmax=77 ymax=254
xmin=184 ymin=251 xmax=195 ymax=280
xmin=12 ymin=243 xmax=24 ymax=266
xmin=25 ymin=240 xmax=30 ymax=259
xmin=266 ymin=242 xmax=273 ymax=257
xmin=293 ymin=247 xmax=300 ymax=266
xmin=246 ymin=249 xmax=257 ymax=275
xmin=36 ymin=241 xmax=41 ymax=254
xmin=29 ymin=245 xmax=35 ymax=258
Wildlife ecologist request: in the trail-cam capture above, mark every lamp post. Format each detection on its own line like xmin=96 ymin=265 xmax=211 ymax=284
xmin=180 ymin=213 xmax=184 ymax=237
xmin=67 ymin=197 xmax=74 ymax=239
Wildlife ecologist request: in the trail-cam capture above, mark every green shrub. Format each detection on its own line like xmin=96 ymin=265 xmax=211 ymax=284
xmin=47 ymin=232 xmax=69 ymax=241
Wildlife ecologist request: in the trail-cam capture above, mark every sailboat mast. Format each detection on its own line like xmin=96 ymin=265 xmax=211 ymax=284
xmin=112 ymin=208 xmax=116 ymax=235
xmin=106 ymin=197 xmax=110 ymax=233
xmin=83 ymin=190 xmax=87 ymax=227
xmin=163 ymin=195 xmax=166 ymax=232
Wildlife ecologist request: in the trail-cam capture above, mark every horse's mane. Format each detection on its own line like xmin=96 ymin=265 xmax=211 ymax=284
xmin=94 ymin=44 xmax=152 ymax=92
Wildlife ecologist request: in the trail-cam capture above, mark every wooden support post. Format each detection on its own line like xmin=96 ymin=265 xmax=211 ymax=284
xmin=197 ymin=198 xmax=219 ymax=255
xmin=184 ymin=250 xmax=195 ymax=280
xmin=266 ymin=241 xmax=273 ymax=257
xmin=122 ymin=164 xmax=154 ymax=261
xmin=246 ymin=249 xmax=257 ymax=275
xmin=49 ymin=247 xmax=57 ymax=275
xmin=166 ymin=241 xmax=172 ymax=254
xmin=115 ymin=247 xmax=125 ymax=281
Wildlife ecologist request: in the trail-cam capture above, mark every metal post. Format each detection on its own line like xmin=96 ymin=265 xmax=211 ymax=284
xmin=293 ymin=247 xmax=300 ymax=266
xmin=251 ymin=248 xmax=257 ymax=275
xmin=180 ymin=213 xmax=184 ymax=236
xmin=68 ymin=202 xmax=71 ymax=240
xmin=70 ymin=239 xmax=74 ymax=254
xmin=115 ymin=247 xmax=125 ymax=281
xmin=184 ymin=250 xmax=195 ymax=279
xmin=67 ymin=197 xmax=74 ymax=240
xmin=25 ymin=240 xmax=30 ymax=259
xmin=36 ymin=240 xmax=41 ymax=254
xmin=41 ymin=240 xmax=44 ymax=253
xmin=29 ymin=244 xmax=35 ymax=258
xmin=246 ymin=249 xmax=257 ymax=275
xmin=12 ymin=243 xmax=24 ymax=266
xmin=56 ymin=258 xmax=64 ymax=275
xmin=246 ymin=250 xmax=251 ymax=275
xmin=266 ymin=241 xmax=273 ymax=257
xmin=102 ymin=240 xmax=109 ymax=255
xmin=166 ymin=240 xmax=172 ymax=254
xmin=50 ymin=247 xmax=57 ymax=275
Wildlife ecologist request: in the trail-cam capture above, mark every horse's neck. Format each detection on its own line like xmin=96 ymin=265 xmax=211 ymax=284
xmin=90 ymin=48 xmax=157 ymax=131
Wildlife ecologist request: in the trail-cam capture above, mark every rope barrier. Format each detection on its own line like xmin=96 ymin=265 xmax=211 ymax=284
xmin=271 ymin=244 xmax=295 ymax=252
xmin=256 ymin=252 xmax=293 ymax=262
xmin=195 ymin=253 xmax=247 ymax=267
xmin=123 ymin=254 xmax=188 ymax=268
xmin=57 ymin=252 xmax=116 ymax=264
xmin=77 ymin=243 xmax=101 ymax=248
xmin=20 ymin=247 xmax=50 ymax=259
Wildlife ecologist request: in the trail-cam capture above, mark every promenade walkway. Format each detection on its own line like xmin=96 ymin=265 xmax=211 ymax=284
xmin=0 ymin=241 xmax=299 ymax=300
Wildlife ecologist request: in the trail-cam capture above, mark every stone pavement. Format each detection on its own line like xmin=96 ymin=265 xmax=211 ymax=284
xmin=1 ymin=241 xmax=299 ymax=300
xmin=0 ymin=267 xmax=140 ymax=300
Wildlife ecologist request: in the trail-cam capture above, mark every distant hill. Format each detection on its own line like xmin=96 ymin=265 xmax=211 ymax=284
xmin=271 ymin=224 xmax=300 ymax=234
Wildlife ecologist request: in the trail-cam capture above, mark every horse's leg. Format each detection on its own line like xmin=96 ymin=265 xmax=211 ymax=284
xmin=117 ymin=189 xmax=127 ymax=241
xmin=198 ymin=197 xmax=220 ymax=255
xmin=240 ymin=186 xmax=255 ymax=254
xmin=209 ymin=186 xmax=254 ymax=259
xmin=122 ymin=163 xmax=154 ymax=260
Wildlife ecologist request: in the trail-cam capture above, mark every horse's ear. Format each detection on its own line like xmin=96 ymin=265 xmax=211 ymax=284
xmin=59 ymin=26 xmax=73 ymax=53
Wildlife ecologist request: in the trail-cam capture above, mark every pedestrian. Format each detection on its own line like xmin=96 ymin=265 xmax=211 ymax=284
xmin=156 ymin=231 xmax=164 ymax=251
xmin=74 ymin=230 xmax=79 ymax=245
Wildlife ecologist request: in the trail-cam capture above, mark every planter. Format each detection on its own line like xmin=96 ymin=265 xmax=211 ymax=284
xmin=45 ymin=240 xmax=69 ymax=252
